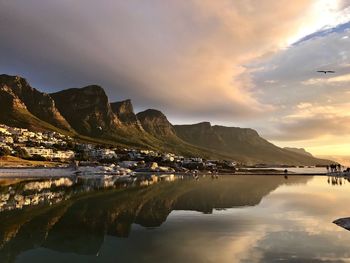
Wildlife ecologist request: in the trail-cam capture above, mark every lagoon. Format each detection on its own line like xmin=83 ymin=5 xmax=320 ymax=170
xmin=1 ymin=175 xmax=350 ymax=263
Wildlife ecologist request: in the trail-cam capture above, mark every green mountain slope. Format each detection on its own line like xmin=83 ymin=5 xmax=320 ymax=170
xmin=136 ymin=109 xmax=226 ymax=158
xmin=174 ymin=122 xmax=330 ymax=165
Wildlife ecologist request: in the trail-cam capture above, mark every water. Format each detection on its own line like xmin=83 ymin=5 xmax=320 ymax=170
xmin=248 ymin=167 xmax=327 ymax=174
xmin=1 ymin=175 xmax=350 ymax=263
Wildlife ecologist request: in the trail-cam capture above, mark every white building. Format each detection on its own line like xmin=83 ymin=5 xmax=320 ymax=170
xmin=23 ymin=147 xmax=54 ymax=158
xmin=16 ymin=136 xmax=28 ymax=143
xmin=0 ymin=136 xmax=14 ymax=144
xmin=128 ymin=151 xmax=142 ymax=160
xmin=162 ymin=153 xmax=175 ymax=162
xmin=53 ymin=150 xmax=75 ymax=160
xmin=0 ymin=142 xmax=12 ymax=151
xmin=23 ymin=147 xmax=75 ymax=160
xmin=91 ymin=149 xmax=117 ymax=159
xmin=119 ymin=161 xmax=138 ymax=168
xmin=0 ymin=126 xmax=11 ymax=136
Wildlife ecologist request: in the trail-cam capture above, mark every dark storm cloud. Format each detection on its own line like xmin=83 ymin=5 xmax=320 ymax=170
xmin=0 ymin=0 xmax=322 ymax=119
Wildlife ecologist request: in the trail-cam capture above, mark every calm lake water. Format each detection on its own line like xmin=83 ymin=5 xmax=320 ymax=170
xmin=1 ymin=175 xmax=350 ymax=263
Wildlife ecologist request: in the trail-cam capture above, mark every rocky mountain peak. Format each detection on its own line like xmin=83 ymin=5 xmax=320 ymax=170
xmin=50 ymin=85 xmax=121 ymax=136
xmin=110 ymin=99 xmax=144 ymax=130
xmin=137 ymin=109 xmax=166 ymax=119
xmin=136 ymin=109 xmax=176 ymax=137
xmin=0 ymin=74 xmax=72 ymax=131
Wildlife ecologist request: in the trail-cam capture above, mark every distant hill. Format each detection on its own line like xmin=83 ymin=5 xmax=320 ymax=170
xmin=0 ymin=73 xmax=332 ymax=165
xmin=136 ymin=109 xmax=221 ymax=158
xmin=175 ymin=122 xmax=330 ymax=165
xmin=284 ymin=147 xmax=314 ymax=157
xmin=317 ymin=155 xmax=350 ymax=166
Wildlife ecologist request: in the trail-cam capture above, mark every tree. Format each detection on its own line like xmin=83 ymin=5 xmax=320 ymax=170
xmin=30 ymin=154 xmax=47 ymax=161
xmin=0 ymin=147 xmax=11 ymax=157
xmin=13 ymin=147 xmax=30 ymax=159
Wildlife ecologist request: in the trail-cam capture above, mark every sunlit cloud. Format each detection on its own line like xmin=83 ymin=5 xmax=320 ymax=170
xmin=302 ymin=73 xmax=350 ymax=85
xmin=267 ymin=102 xmax=350 ymax=140
xmin=1 ymin=0 xmax=350 ymax=155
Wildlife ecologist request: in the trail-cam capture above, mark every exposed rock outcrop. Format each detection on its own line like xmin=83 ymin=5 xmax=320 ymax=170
xmin=136 ymin=109 xmax=177 ymax=138
xmin=51 ymin=85 xmax=121 ymax=136
xmin=110 ymin=99 xmax=143 ymax=130
xmin=0 ymin=74 xmax=72 ymax=131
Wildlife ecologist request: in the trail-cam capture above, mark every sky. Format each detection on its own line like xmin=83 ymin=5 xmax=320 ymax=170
xmin=1 ymin=0 xmax=350 ymax=156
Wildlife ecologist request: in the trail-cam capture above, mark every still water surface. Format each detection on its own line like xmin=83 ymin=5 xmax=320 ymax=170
xmin=1 ymin=175 xmax=350 ymax=263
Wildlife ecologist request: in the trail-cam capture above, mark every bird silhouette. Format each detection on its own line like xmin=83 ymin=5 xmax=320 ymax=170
xmin=317 ymin=70 xmax=335 ymax=74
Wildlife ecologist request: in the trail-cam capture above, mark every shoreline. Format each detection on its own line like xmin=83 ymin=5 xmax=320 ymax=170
xmin=0 ymin=170 xmax=330 ymax=179
xmin=0 ymin=156 xmax=66 ymax=168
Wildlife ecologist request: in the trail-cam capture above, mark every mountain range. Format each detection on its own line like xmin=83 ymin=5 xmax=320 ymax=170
xmin=0 ymin=74 xmax=330 ymax=165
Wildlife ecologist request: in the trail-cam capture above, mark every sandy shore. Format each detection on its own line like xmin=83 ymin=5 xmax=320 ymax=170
xmin=0 ymin=156 xmax=64 ymax=168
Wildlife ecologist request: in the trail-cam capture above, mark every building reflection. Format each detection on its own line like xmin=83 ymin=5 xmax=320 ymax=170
xmin=0 ymin=175 xmax=309 ymax=262
xmin=327 ymin=176 xmax=349 ymax=186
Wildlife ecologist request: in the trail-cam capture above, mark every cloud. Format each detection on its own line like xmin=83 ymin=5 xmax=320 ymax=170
xmin=1 ymin=0 xmax=350 ymax=154
xmin=0 ymin=0 xmax=334 ymax=122
xmin=302 ymin=73 xmax=350 ymax=85
xmin=249 ymin=13 xmax=350 ymax=152
xmin=267 ymin=102 xmax=350 ymax=141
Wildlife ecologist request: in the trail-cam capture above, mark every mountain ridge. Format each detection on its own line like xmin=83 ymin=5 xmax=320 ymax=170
xmin=0 ymin=74 xmax=331 ymax=165
xmin=284 ymin=147 xmax=314 ymax=157
xmin=0 ymin=74 xmax=73 ymax=132
xmin=174 ymin=122 xmax=329 ymax=165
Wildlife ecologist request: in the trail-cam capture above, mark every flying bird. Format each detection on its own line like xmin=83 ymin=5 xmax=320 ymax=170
xmin=317 ymin=70 xmax=335 ymax=74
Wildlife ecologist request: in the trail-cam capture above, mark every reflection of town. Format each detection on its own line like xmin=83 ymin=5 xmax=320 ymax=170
xmin=327 ymin=176 xmax=350 ymax=186
xmin=0 ymin=173 xmax=177 ymax=212
xmin=0 ymin=175 xmax=310 ymax=262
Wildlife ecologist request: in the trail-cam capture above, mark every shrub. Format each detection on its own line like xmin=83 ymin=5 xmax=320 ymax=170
xmin=29 ymin=154 xmax=48 ymax=161
xmin=0 ymin=147 xmax=11 ymax=157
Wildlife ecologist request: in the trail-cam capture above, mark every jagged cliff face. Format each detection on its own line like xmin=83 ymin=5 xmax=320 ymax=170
xmin=0 ymin=85 xmax=27 ymax=111
xmin=110 ymin=99 xmax=143 ymax=130
xmin=0 ymin=74 xmax=331 ymax=165
xmin=136 ymin=109 xmax=177 ymax=138
xmin=0 ymin=84 xmax=29 ymax=127
xmin=174 ymin=122 xmax=265 ymax=154
xmin=0 ymin=75 xmax=72 ymax=131
xmin=51 ymin=85 xmax=121 ymax=136
xmin=173 ymin=122 xmax=226 ymax=149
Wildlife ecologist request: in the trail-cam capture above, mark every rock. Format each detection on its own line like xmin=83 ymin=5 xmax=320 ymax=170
xmin=0 ymin=75 xmax=73 ymax=131
xmin=110 ymin=99 xmax=143 ymax=130
xmin=149 ymin=162 xmax=158 ymax=170
xmin=136 ymin=109 xmax=177 ymax=138
xmin=333 ymin=217 xmax=350 ymax=231
xmin=51 ymin=85 xmax=121 ymax=136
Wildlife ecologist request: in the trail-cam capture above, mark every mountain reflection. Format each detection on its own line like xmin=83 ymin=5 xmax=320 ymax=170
xmin=0 ymin=175 xmax=309 ymax=262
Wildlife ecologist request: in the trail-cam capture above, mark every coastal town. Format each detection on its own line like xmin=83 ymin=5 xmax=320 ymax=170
xmin=1 ymin=124 xmax=349 ymax=214
xmin=0 ymin=124 xmax=238 ymax=174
